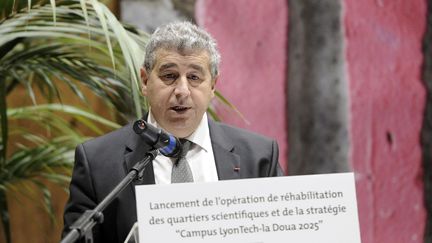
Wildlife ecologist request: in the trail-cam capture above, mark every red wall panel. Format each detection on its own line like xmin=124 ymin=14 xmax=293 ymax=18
xmin=195 ymin=0 xmax=289 ymax=172
xmin=345 ymin=0 xmax=427 ymax=242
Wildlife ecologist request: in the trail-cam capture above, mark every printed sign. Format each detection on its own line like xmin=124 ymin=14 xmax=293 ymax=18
xmin=135 ymin=173 xmax=361 ymax=243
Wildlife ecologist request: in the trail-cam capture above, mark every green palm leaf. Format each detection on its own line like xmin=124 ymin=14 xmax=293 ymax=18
xmin=0 ymin=0 xmax=147 ymax=115
xmin=8 ymin=104 xmax=121 ymax=135
xmin=0 ymin=1 xmax=147 ymax=241
xmin=2 ymin=104 xmax=119 ymax=241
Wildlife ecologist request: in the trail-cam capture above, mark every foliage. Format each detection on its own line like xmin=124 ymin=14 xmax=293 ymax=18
xmin=0 ymin=0 xmax=147 ymax=242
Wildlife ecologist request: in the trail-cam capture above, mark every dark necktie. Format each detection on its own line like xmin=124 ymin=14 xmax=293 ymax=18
xmin=171 ymin=139 xmax=194 ymax=183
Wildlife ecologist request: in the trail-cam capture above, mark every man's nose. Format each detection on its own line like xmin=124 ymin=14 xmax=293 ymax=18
xmin=174 ymin=76 xmax=191 ymax=96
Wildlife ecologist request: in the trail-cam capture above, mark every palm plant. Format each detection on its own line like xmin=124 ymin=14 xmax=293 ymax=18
xmin=0 ymin=0 xmax=147 ymax=242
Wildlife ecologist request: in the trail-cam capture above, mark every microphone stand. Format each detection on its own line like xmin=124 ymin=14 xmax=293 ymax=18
xmin=61 ymin=150 xmax=158 ymax=243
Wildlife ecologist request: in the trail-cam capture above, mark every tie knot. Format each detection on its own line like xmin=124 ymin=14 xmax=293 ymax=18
xmin=179 ymin=139 xmax=192 ymax=158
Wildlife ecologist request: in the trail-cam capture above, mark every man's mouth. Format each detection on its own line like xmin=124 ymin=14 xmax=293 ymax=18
xmin=170 ymin=106 xmax=191 ymax=112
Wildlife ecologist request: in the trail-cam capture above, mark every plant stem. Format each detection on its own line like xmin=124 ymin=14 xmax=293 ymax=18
xmin=0 ymin=74 xmax=7 ymax=168
xmin=0 ymin=191 xmax=10 ymax=243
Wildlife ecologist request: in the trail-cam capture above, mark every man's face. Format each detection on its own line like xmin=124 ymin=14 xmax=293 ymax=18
xmin=141 ymin=48 xmax=216 ymax=138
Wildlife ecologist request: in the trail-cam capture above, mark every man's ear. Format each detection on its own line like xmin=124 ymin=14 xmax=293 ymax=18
xmin=140 ymin=67 xmax=149 ymax=96
xmin=211 ymin=76 xmax=218 ymax=98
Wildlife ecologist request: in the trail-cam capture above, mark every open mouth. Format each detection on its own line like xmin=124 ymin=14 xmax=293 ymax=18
xmin=170 ymin=106 xmax=190 ymax=113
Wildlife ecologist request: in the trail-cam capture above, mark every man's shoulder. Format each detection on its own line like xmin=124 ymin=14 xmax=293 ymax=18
xmin=81 ymin=122 xmax=133 ymax=150
xmin=209 ymin=120 xmax=275 ymax=144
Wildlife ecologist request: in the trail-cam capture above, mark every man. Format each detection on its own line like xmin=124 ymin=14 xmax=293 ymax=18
xmin=63 ymin=21 xmax=283 ymax=243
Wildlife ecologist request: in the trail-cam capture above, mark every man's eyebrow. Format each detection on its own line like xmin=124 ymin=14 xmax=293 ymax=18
xmin=189 ymin=64 xmax=205 ymax=73
xmin=159 ymin=63 xmax=177 ymax=71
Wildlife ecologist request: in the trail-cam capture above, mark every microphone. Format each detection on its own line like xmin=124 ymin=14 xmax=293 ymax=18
xmin=133 ymin=119 xmax=182 ymax=158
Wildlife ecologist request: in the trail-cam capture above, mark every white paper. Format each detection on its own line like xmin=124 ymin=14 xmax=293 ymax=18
xmin=135 ymin=173 xmax=361 ymax=243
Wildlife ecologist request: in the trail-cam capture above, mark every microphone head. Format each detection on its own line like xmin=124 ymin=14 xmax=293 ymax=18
xmin=133 ymin=119 xmax=181 ymax=158
xmin=134 ymin=119 xmax=146 ymax=131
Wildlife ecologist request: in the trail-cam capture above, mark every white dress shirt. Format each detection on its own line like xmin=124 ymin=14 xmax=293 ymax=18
xmin=148 ymin=111 xmax=219 ymax=184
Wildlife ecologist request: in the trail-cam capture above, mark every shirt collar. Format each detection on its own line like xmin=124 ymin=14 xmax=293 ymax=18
xmin=147 ymin=109 xmax=211 ymax=152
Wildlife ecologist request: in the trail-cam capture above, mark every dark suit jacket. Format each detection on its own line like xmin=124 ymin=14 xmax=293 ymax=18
xmin=62 ymin=119 xmax=283 ymax=243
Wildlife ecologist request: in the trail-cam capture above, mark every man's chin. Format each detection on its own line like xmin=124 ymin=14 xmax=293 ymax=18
xmin=163 ymin=122 xmax=195 ymax=138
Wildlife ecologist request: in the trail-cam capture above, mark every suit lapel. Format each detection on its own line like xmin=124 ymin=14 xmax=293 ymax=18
xmin=208 ymin=120 xmax=241 ymax=180
xmin=123 ymin=128 xmax=156 ymax=187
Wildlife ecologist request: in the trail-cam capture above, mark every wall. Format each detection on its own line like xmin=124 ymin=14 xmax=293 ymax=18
xmin=197 ymin=0 xmax=428 ymax=242
xmin=195 ymin=0 xmax=289 ymax=171
xmin=345 ymin=0 xmax=427 ymax=242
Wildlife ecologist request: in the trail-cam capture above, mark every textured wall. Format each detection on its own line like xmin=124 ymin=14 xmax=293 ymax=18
xmin=195 ymin=0 xmax=288 ymax=171
xmin=345 ymin=0 xmax=427 ymax=242
xmin=197 ymin=0 xmax=428 ymax=242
